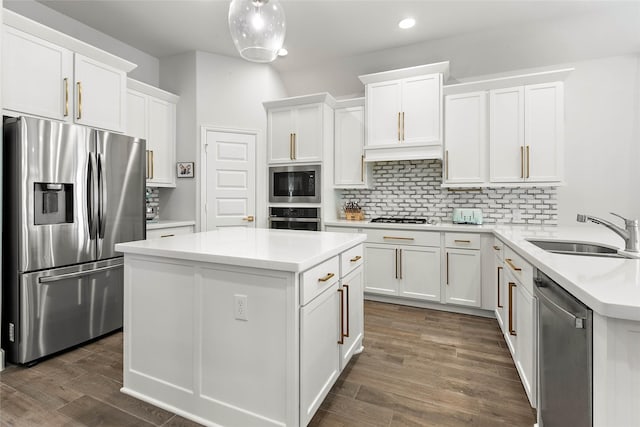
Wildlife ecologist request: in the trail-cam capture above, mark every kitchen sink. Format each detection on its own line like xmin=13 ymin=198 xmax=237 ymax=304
xmin=526 ymin=239 xmax=631 ymax=259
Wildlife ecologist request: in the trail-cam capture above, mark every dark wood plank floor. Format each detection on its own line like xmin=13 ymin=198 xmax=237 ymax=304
xmin=0 ymin=301 xmax=536 ymax=426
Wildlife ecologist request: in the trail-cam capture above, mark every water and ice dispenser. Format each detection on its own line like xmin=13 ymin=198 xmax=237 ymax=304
xmin=34 ymin=182 xmax=73 ymax=225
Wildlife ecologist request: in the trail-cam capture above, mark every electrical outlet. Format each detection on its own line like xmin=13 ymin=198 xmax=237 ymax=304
xmin=234 ymin=294 xmax=248 ymax=321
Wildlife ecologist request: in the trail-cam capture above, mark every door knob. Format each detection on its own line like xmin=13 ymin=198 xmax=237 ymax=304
xmin=243 ymin=215 xmax=255 ymax=222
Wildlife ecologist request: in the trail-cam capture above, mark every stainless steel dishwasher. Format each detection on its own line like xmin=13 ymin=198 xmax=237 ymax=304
xmin=535 ymin=269 xmax=592 ymax=427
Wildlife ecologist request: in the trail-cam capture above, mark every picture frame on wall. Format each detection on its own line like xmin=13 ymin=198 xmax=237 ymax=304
xmin=177 ymin=162 xmax=194 ymax=178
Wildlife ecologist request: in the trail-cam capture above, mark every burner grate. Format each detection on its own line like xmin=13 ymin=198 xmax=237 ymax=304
xmin=370 ymin=217 xmax=428 ymax=224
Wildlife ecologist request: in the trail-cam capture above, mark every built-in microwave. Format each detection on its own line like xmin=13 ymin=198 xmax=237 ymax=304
xmin=269 ymin=165 xmax=321 ymax=204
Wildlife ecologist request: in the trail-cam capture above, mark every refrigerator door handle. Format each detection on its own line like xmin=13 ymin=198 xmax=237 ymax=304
xmin=98 ymin=153 xmax=107 ymax=239
xmin=87 ymin=153 xmax=99 ymax=239
xmin=38 ymin=263 xmax=122 ymax=283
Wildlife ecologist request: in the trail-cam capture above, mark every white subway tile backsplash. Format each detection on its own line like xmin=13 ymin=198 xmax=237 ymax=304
xmin=338 ymin=159 xmax=558 ymax=225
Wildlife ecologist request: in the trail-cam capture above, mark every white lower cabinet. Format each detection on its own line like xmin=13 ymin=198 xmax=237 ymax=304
xmin=445 ymin=233 xmax=482 ymax=307
xmin=364 ymin=238 xmax=441 ymax=302
xmin=300 ymin=282 xmax=341 ymax=426
xmin=146 ymin=224 xmax=194 ymax=239
xmin=339 ymin=267 xmax=364 ymax=368
xmin=502 ymin=246 xmax=537 ymax=408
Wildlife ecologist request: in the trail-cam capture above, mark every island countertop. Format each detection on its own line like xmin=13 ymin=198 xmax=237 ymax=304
xmin=116 ymin=228 xmax=366 ymax=272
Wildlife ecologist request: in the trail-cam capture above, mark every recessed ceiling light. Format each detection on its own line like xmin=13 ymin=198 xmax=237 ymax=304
xmin=278 ymin=48 xmax=288 ymax=57
xmin=398 ymin=18 xmax=416 ymax=30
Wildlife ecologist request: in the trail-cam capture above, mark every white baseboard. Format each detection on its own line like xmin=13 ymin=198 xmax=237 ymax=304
xmin=0 ymin=349 xmax=5 ymax=371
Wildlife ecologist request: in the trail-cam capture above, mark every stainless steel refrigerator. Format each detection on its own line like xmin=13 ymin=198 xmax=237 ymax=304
xmin=2 ymin=116 xmax=146 ymax=365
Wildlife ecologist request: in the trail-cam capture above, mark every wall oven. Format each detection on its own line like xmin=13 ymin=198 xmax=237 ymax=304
xmin=269 ymin=207 xmax=321 ymax=231
xmin=269 ymin=164 xmax=321 ymax=204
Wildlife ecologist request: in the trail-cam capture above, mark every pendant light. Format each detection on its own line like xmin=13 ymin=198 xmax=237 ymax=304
xmin=228 ymin=0 xmax=286 ymax=63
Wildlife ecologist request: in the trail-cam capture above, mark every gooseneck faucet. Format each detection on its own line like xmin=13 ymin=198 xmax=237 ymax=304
xmin=576 ymin=212 xmax=640 ymax=253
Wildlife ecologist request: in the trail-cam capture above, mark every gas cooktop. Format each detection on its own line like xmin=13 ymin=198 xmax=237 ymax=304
xmin=370 ymin=217 xmax=429 ymax=224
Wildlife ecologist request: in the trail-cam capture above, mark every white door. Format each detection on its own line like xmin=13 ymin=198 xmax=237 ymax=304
xmin=147 ymin=98 xmax=176 ymax=186
xmin=366 ymin=80 xmax=402 ymax=147
xmin=445 ymin=249 xmax=481 ymax=307
xmin=267 ymin=107 xmax=295 ymax=163
xmin=334 ymin=105 xmax=365 ymax=186
xmin=363 ymin=244 xmax=398 ymax=295
xmin=202 ymin=128 xmax=256 ymax=230
xmin=340 ymin=267 xmax=364 ymax=369
xmin=294 ymin=103 xmax=324 ymax=162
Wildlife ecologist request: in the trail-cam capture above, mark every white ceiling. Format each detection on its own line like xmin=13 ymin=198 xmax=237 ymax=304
xmin=32 ymin=0 xmax=628 ymax=72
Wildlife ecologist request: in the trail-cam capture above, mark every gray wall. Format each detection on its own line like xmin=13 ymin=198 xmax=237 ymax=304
xmin=4 ymin=0 xmax=160 ymax=86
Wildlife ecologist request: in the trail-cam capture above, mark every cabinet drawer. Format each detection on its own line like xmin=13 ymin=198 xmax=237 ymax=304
xmin=340 ymin=244 xmax=363 ymax=278
xmin=301 ymin=256 xmax=340 ymax=306
xmin=366 ymin=229 xmax=440 ymax=247
xmin=504 ymin=246 xmax=533 ymax=293
xmin=445 ymin=233 xmax=481 ymax=250
xmin=146 ymin=225 xmax=194 ymax=239
xmin=492 ymin=237 xmax=505 ymax=261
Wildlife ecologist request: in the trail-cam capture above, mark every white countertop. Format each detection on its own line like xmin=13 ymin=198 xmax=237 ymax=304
xmin=146 ymin=220 xmax=196 ymax=230
xmin=326 ymin=220 xmax=640 ymax=321
xmin=116 ymin=228 xmax=366 ymax=273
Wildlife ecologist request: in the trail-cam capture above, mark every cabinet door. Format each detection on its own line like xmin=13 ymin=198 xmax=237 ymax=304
xmin=495 ymin=262 xmax=506 ymax=333
xmin=444 ymin=92 xmax=487 ymax=184
xmin=300 ymin=283 xmax=341 ymax=426
xmin=340 ymin=267 xmax=364 ymax=369
xmin=525 ymin=82 xmax=564 ymax=183
xmin=268 ymin=107 xmax=295 ymax=163
xmin=294 ymin=103 xmax=323 ymax=162
xmin=334 ymin=106 xmax=366 ymax=187
xmin=147 ymin=98 xmax=176 ymax=186
xmin=366 ymin=80 xmax=402 ymax=147
xmin=402 ymin=74 xmax=441 ymax=145
xmin=516 ymin=284 xmax=537 ymax=407
xmin=445 ymin=249 xmax=481 ymax=307
xmin=399 ymin=246 xmax=441 ymax=302
xmin=363 ymin=244 xmax=398 ymax=295
xmin=489 ymin=87 xmax=524 ymax=182
xmin=74 ymin=53 xmax=126 ymax=132
xmin=126 ymin=90 xmax=147 ymax=139
xmin=3 ymin=26 xmax=72 ymax=121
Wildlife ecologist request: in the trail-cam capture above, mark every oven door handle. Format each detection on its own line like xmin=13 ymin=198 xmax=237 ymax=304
xmin=269 ymin=217 xmax=321 ymax=223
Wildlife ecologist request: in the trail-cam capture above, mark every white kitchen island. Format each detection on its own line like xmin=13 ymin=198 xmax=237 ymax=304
xmin=115 ymin=228 xmax=367 ymax=427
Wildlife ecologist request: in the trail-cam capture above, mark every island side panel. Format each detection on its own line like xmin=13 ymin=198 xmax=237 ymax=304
xmin=122 ymin=254 xmax=299 ymax=427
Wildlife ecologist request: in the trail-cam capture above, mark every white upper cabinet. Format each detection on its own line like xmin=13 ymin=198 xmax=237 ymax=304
xmin=264 ymin=93 xmax=335 ymax=165
xmin=444 ymin=91 xmax=487 ymax=184
xmin=360 ymin=62 xmax=449 ymax=161
xmin=126 ymin=79 xmax=179 ymax=188
xmin=490 ymin=82 xmax=564 ymax=184
xmin=2 ymin=11 xmax=136 ymax=133
xmin=74 ymin=53 xmax=126 ymax=132
xmin=334 ymin=98 xmax=371 ymax=188
xmin=2 ymin=26 xmax=73 ymax=121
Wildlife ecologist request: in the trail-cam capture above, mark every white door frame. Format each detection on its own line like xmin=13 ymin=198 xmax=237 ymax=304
xmin=199 ymin=125 xmax=260 ymax=232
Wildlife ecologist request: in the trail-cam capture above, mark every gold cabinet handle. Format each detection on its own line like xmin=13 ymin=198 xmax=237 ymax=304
xmin=402 ymin=112 xmax=405 ymax=141
xmin=446 ymin=251 xmax=450 ymax=285
xmin=242 ymin=215 xmax=255 ymax=222
xmin=63 ymin=78 xmax=69 ymax=117
xmin=349 ymin=255 xmax=362 ymax=262
xmin=493 ymin=245 xmax=501 ymax=251
xmin=397 ymin=112 xmax=401 ymax=142
xmin=293 ymin=133 xmax=296 ymax=160
xmin=145 ymin=150 xmax=149 ymax=179
xmin=160 ymin=234 xmax=175 ymax=238
xmin=361 ymin=155 xmax=365 ymax=182
xmin=497 ymin=266 xmax=503 ymax=308
xmin=398 ymin=249 xmax=403 ymax=279
xmin=520 ymin=146 xmax=524 ymax=178
xmin=526 ymin=145 xmax=530 ymax=178
xmin=337 ymin=288 xmax=344 ymax=344
xmin=76 ymin=81 xmax=82 ymax=120
xmin=343 ymin=284 xmax=350 ymax=337
xmin=289 ymin=134 xmax=293 ymax=160
xmin=383 ymin=236 xmax=414 ymax=241
xmin=505 ymin=258 xmax=522 ymax=272
xmin=454 ymin=239 xmax=471 ymax=244
xmin=150 ymin=150 xmax=154 ymax=179
xmin=318 ymin=272 xmax=335 ymax=282
xmin=445 ymin=150 xmax=449 ymax=180
xmin=509 ymin=282 xmax=517 ymax=336
xmin=395 ymin=248 xmax=399 ymax=279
